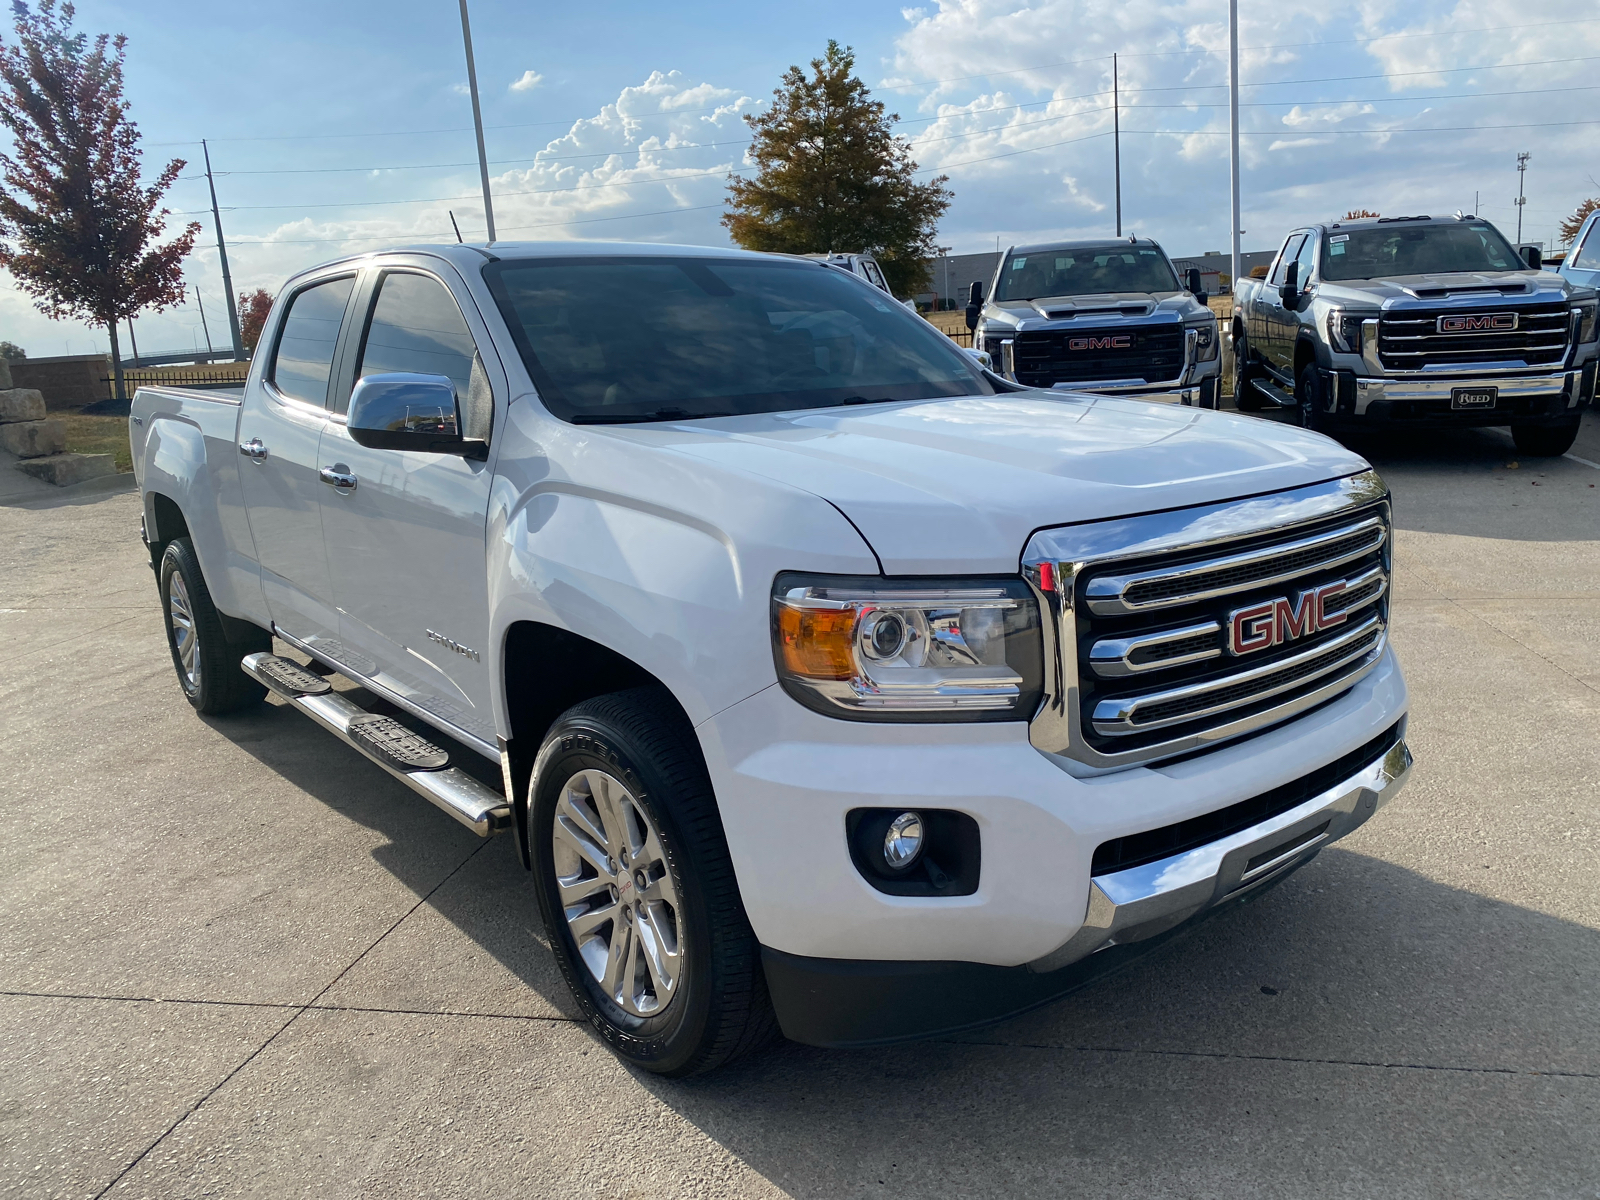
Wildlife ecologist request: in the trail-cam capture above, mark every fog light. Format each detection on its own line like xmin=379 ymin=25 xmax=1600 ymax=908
xmin=883 ymin=811 xmax=924 ymax=871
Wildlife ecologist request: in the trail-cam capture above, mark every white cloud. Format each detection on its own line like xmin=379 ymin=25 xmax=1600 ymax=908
xmin=510 ymin=69 xmax=544 ymax=93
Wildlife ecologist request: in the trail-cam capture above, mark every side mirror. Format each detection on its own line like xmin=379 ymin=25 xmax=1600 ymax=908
xmin=347 ymin=372 xmax=487 ymax=459
xmin=1278 ymin=260 xmax=1300 ymax=306
xmin=1186 ymin=267 xmax=1208 ymax=304
xmin=1522 ymin=245 xmax=1542 ymax=270
xmin=965 ymin=281 xmax=985 ymax=332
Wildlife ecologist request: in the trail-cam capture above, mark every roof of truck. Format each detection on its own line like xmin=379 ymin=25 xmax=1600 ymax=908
xmin=286 ymin=240 xmax=810 ymax=284
xmin=1008 ymin=237 xmax=1169 ymax=256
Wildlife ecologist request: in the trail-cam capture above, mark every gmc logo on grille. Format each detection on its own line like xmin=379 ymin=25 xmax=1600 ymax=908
xmin=1068 ymin=335 xmax=1132 ymax=351
xmin=1436 ymin=313 xmax=1517 ymax=333
xmin=1226 ymin=582 xmax=1349 ymax=657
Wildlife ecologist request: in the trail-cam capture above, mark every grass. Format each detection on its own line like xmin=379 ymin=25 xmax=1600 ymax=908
xmin=58 ymin=410 xmax=133 ymax=472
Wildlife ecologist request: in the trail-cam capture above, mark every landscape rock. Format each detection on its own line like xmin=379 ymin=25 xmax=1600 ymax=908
xmin=16 ymin=452 xmax=115 ymax=487
xmin=0 ymin=387 xmax=47 ymax=423
xmin=0 ymin=417 xmax=66 ymax=458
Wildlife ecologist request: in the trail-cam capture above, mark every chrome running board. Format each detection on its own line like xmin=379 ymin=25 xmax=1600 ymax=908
xmin=241 ymin=652 xmax=511 ymax=837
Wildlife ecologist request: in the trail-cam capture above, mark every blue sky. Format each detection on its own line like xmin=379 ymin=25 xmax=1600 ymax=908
xmin=2 ymin=0 xmax=1597 ymax=357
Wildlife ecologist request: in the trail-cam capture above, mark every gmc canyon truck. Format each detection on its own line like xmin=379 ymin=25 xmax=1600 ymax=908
xmin=130 ymin=241 xmax=1410 ymax=1077
xmin=1232 ymin=214 xmax=1599 ymax=455
xmin=966 ymin=237 xmax=1223 ymax=408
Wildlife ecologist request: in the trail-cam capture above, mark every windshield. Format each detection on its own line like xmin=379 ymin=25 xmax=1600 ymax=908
xmin=994 ymin=246 xmax=1179 ymax=301
xmin=483 ymin=256 xmax=994 ymax=423
xmin=1320 ymin=222 xmax=1522 ymax=280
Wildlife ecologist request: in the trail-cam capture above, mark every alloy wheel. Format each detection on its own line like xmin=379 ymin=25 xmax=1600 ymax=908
xmin=167 ymin=571 xmax=201 ymax=690
xmin=550 ymin=768 xmax=685 ymax=1017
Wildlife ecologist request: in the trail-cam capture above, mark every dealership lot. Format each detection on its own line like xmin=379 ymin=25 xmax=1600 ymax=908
xmin=2 ymin=410 xmax=1598 ymax=1199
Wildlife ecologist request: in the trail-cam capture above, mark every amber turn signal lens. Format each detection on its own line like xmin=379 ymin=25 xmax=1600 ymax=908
xmin=777 ymin=605 xmax=857 ymax=680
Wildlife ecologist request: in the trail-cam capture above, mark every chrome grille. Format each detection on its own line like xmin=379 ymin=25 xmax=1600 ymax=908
xmin=1023 ymin=473 xmax=1392 ymax=770
xmin=1377 ymin=303 xmax=1570 ymax=369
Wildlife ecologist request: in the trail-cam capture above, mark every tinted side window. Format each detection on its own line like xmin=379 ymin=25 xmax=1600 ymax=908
xmin=356 ymin=272 xmax=478 ymax=397
xmin=1573 ymin=217 xmax=1600 ymax=271
xmin=1294 ymin=234 xmax=1318 ymax=282
xmin=270 ymin=275 xmax=355 ymax=406
xmin=1270 ymin=235 xmax=1306 ymax=285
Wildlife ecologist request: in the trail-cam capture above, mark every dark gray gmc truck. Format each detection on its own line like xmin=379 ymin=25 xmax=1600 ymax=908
xmin=967 ymin=238 xmax=1222 ymax=408
xmin=1232 ymin=214 xmax=1598 ymax=456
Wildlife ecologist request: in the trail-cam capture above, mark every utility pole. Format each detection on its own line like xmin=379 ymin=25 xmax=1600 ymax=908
xmin=1113 ymin=54 xmax=1122 ymax=237
xmin=194 ymin=285 xmax=214 ymax=358
xmin=1228 ymin=0 xmax=1242 ymax=295
xmin=1474 ymin=190 xmax=1479 ymax=216
xmin=1514 ymin=151 xmax=1531 ymax=242
xmin=458 ymin=0 xmax=497 ymax=243
xmin=203 ymin=140 xmax=244 ymax=360
xmin=127 ymin=319 xmax=141 ymax=368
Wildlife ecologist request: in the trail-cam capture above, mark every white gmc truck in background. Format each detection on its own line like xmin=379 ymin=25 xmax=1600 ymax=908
xmin=129 ymin=240 xmax=1411 ymax=1076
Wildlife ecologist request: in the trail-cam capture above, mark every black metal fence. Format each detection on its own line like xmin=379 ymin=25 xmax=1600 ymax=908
xmin=106 ymin=367 xmax=249 ymax=391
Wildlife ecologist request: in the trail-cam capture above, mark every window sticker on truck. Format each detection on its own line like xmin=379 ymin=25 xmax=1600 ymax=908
xmin=1012 ymin=258 xmax=1026 ymax=269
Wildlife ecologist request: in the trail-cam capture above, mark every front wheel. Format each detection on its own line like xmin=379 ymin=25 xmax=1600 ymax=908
xmin=1294 ymin=362 xmax=1330 ymax=432
xmin=530 ymin=687 xmax=776 ymax=1076
xmin=1511 ymin=419 xmax=1581 ymax=457
xmin=158 ymin=537 xmax=270 ymax=715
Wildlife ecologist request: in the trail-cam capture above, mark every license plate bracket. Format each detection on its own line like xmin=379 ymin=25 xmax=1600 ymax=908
xmin=1451 ymin=387 xmax=1497 ymax=410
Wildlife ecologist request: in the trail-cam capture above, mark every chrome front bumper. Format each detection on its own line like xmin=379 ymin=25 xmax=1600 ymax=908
xmin=1029 ymin=733 xmax=1413 ymax=973
xmin=1353 ymin=368 xmax=1585 ymax=415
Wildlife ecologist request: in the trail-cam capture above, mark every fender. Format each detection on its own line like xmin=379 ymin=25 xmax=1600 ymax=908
xmin=483 ymin=399 xmax=880 ymax=741
xmin=139 ymin=404 xmax=269 ymax=629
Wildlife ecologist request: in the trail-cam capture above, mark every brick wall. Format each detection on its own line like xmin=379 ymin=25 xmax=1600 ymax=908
xmin=8 ymin=354 xmax=114 ymax=411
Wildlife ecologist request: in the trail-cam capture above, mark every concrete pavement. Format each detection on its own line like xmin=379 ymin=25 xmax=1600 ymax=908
xmin=1 ymin=413 xmax=1597 ymax=1198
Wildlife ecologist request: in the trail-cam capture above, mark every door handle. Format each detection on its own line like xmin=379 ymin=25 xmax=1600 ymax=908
xmin=239 ymin=438 xmax=268 ymax=461
xmin=319 ymin=464 xmax=358 ymax=493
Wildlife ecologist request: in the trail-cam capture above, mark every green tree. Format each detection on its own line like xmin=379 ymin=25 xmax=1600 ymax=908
xmin=0 ymin=340 xmax=24 ymax=360
xmin=723 ymin=40 xmax=952 ymax=298
xmin=0 ymin=1 xmax=197 ymax=402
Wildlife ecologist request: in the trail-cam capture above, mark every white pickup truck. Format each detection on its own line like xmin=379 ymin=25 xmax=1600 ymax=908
xmin=130 ymin=241 xmax=1411 ymax=1076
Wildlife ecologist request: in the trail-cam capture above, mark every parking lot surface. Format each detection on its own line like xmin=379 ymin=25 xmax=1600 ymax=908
xmin=2 ymin=410 xmax=1598 ymax=1199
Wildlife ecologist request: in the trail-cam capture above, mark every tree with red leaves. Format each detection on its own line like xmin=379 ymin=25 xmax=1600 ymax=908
xmin=0 ymin=1 xmax=198 ymax=402
xmin=238 ymin=287 xmax=273 ymax=354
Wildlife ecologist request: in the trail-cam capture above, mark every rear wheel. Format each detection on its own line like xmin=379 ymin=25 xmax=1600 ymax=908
xmin=1511 ymin=418 xmax=1581 ymax=457
xmin=158 ymin=538 xmax=270 ymax=715
xmin=1232 ymin=327 xmax=1265 ymax=411
xmin=530 ymin=687 xmax=776 ymax=1076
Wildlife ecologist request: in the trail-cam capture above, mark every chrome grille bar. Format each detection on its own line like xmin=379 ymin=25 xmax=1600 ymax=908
xmin=1091 ymin=613 xmax=1384 ymax=737
xmin=1084 ymin=515 xmax=1385 ymax=616
xmin=1088 ymin=563 xmax=1387 ymax=679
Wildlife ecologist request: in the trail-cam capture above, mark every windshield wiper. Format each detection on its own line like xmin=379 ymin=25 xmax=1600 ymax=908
xmin=569 ymin=407 xmax=736 ymax=425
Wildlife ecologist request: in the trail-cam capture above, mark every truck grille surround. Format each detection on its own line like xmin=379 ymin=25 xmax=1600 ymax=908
xmin=1377 ymin=302 xmax=1570 ymax=370
xmin=991 ymin=326 xmax=1184 ymax=385
xmin=1023 ymin=473 xmax=1391 ymax=769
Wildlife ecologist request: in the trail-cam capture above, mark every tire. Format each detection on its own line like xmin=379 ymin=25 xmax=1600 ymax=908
xmin=1232 ymin=327 xmax=1265 ymax=411
xmin=158 ymin=537 xmax=270 ymax=715
xmin=1511 ymin=419 xmax=1581 ymax=457
xmin=530 ymin=686 xmax=777 ymax=1076
xmin=1196 ymin=376 xmax=1220 ymax=410
xmin=1294 ymin=362 xmax=1329 ymax=432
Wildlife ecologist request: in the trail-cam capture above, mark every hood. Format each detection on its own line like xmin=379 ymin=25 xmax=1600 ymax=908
xmin=1315 ymin=270 xmax=1572 ymax=307
xmin=649 ymin=393 xmax=1369 ymax=574
xmin=986 ymin=291 xmax=1205 ymax=327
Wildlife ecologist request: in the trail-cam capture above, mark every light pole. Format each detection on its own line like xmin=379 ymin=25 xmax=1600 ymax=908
xmin=1228 ymin=0 xmax=1241 ymax=295
xmin=1113 ymin=53 xmax=1122 ymax=237
xmin=1514 ymin=151 xmax=1531 ymax=242
xmin=458 ymin=0 xmax=497 ymax=243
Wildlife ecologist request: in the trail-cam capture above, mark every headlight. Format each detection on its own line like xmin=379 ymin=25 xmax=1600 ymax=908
xmin=1190 ymin=324 xmax=1218 ymax=362
xmin=1326 ymin=310 xmax=1373 ymax=354
xmin=771 ymin=573 xmax=1044 ymax=721
xmin=1576 ymin=301 xmax=1598 ymax=344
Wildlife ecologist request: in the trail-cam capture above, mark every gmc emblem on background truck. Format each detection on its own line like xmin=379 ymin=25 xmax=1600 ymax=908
xmin=1069 ymin=335 xmax=1133 ymax=351
xmin=1226 ymin=581 xmax=1349 ymax=656
xmin=1437 ymin=313 xmax=1517 ymax=333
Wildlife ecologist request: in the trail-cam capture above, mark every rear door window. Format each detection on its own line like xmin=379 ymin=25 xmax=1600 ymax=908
xmin=270 ymin=275 xmax=356 ymax=407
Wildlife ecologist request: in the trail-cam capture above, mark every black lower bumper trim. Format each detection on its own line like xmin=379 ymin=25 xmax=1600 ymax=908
xmin=761 ymin=864 xmax=1302 ymax=1048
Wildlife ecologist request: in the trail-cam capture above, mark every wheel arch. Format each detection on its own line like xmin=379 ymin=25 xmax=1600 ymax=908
xmin=500 ymin=620 xmax=703 ymax=870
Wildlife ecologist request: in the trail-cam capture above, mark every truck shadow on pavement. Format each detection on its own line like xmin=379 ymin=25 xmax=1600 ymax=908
xmin=217 ymin=700 xmax=1598 ymax=1195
